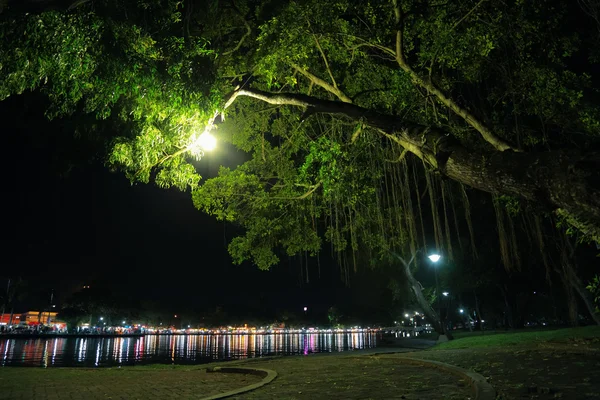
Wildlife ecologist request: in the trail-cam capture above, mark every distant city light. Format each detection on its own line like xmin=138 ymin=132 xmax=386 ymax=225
xmin=404 ymin=314 xmax=409 ymax=318
xmin=428 ymin=254 xmax=441 ymax=262
xmin=442 ymin=292 xmax=449 ymax=296
xmin=459 ymin=309 xmax=464 ymax=313
xmin=122 ymin=321 xmax=126 ymax=324
xmin=303 ymin=307 xmax=308 ymax=312
xmin=99 ymin=317 xmax=104 ymax=321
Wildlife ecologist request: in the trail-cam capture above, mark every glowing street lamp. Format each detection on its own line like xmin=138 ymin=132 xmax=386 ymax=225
xmin=442 ymin=292 xmax=449 ymax=297
xmin=428 ymin=254 xmax=441 ymax=262
xmin=189 ymin=129 xmax=217 ymax=156
xmin=196 ymin=130 xmax=216 ymax=151
xmin=459 ymin=309 xmax=464 ymax=314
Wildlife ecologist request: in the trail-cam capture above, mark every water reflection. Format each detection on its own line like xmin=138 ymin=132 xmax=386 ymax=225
xmin=0 ymin=332 xmax=379 ymax=367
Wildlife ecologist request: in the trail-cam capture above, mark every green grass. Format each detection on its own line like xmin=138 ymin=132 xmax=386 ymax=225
xmin=433 ymin=326 xmax=600 ymax=350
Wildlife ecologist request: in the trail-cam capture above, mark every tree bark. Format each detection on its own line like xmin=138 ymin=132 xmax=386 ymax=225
xmin=474 ymin=291 xmax=484 ymax=332
xmin=568 ymin=269 xmax=600 ymax=325
xmin=394 ymin=253 xmax=454 ymax=340
xmin=499 ymin=284 xmax=514 ymax=329
xmin=227 ymin=89 xmax=600 ymax=241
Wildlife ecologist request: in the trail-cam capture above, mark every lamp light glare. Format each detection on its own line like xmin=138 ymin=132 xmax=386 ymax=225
xmin=196 ymin=130 xmax=216 ymax=151
xmin=428 ymin=254 xmax=441 ymax=262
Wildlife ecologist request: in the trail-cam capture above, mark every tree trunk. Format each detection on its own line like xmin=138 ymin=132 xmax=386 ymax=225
xmin=230 ymin=89 xmax=600 ymax=241
xmin=569 ymin=270 xmax=600 ymax=325
xmin=395 ymin=255 xmax=454 ymax=340
xmin=499 ymin=284 xmax=514 ymax=329
xmin=565 ymin=282 xmax=579 ymax=327
xmin=474 ymin=291 xmax=484 ymax=332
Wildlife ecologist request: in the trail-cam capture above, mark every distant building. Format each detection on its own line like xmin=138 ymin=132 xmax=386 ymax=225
xmin=0 ymin=314 xmax=21 ymax=325
xmin=1 ymin=311 xmax=63 ymax=327
xmin=21 ymin=311 xmax=59 ymax=325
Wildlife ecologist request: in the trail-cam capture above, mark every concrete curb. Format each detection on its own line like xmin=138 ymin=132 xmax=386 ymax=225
xmin=199 ymin=367 xmax=277 ymax=400
xmin=394 ymin=357 xmax=496 ymax=400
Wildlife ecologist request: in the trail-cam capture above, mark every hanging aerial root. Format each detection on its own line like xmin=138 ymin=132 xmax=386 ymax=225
xmin=460 ymin=184 xmax=478 ymax=259
xmin=493 ymin=195 xmax=513 ymax=272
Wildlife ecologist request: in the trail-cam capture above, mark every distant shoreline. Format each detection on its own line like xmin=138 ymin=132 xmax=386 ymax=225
xmin=0 ymin=330 xmax=385 ymax=339
xmin=0 ymin=333 xmax=145 ymax=339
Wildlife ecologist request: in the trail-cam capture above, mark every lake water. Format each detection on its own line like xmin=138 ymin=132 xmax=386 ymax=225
xmin=0 ymin=332 xmax=380 ymax=367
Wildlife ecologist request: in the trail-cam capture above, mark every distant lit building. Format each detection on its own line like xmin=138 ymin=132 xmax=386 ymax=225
xmin=0 ymin=314 xmax=21 ymax=325
xmin=22 ymin=311 xmax=59 ymax=325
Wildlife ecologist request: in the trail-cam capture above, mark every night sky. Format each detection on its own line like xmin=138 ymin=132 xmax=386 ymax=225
xmin=1 ymin=94 xmax=391 ymax=324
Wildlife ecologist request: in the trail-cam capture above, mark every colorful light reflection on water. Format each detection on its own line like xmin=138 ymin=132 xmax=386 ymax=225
xmin=0 ymin=332 xmax=378 ymax=367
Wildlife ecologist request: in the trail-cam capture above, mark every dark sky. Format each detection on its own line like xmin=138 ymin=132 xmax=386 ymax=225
xmin=1 ymin=94 xmax=387 ymax=323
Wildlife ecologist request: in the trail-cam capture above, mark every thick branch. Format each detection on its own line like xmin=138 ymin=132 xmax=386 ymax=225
xmin=224 ymin=87 xmax=600 ymax=240
xmin=292 ymin=64 xmax=353 ymax=103
xmin=391 ymin=0 xmax=517 ymax=152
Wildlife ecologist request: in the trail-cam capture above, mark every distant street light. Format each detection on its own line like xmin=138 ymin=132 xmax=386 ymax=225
xmin=459 ymin=309 xmax=464 ymax=314
xmin=442 ymin=292 xmax=449 ymax=296
xmin=99 ymin=317 xmax=104 ymax=321
xmin=122 ymin=321 xmax=126 ymax=324
xmin=404 ymin=314 xmax=409 ymax=318
xmin=303 ymin=307 xmax=308 ymax=312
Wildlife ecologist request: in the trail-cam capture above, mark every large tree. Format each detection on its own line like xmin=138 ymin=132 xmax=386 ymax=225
xmin=2 ymin=0 xmax=600 ymax=331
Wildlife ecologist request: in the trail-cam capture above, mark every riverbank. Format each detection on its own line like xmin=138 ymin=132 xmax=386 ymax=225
xmin=0 ymin=327 xmax=598 ymax=399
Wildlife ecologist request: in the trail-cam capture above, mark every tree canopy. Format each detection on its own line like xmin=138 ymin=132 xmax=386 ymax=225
xmin=2 ymin=0 xmax=600 ymax=321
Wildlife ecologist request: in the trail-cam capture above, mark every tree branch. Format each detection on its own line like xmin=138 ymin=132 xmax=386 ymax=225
xmin=292 ymin=64 xmax=353 ymax=103
xmin=222 ymin=87 xmax=442 ymax=167
xmin=452 ymin=0 xmax=487 ymax=30
xmin=271 ymin=182 xmax=322 ymax=200
xmin=222 ymin=87 xmax=600 ymax=241
xmin=223 ymin=0 xmax=252 ymax=56
xmin=391 ymin=0 xmax=517 ymax=152
xmin=313 ymin=34 xmax=339 ymax=89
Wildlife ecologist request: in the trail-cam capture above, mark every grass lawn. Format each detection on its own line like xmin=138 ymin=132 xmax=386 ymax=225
xmin=0 ymin=366 xmax=261 ymax=400
xmin=226 ymin=353 xmax=471 ymax=400
xmin=406 ymin=326 xmax=600 ymax=399
xmin=0 ymin=353 xmax=472 ymax=400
